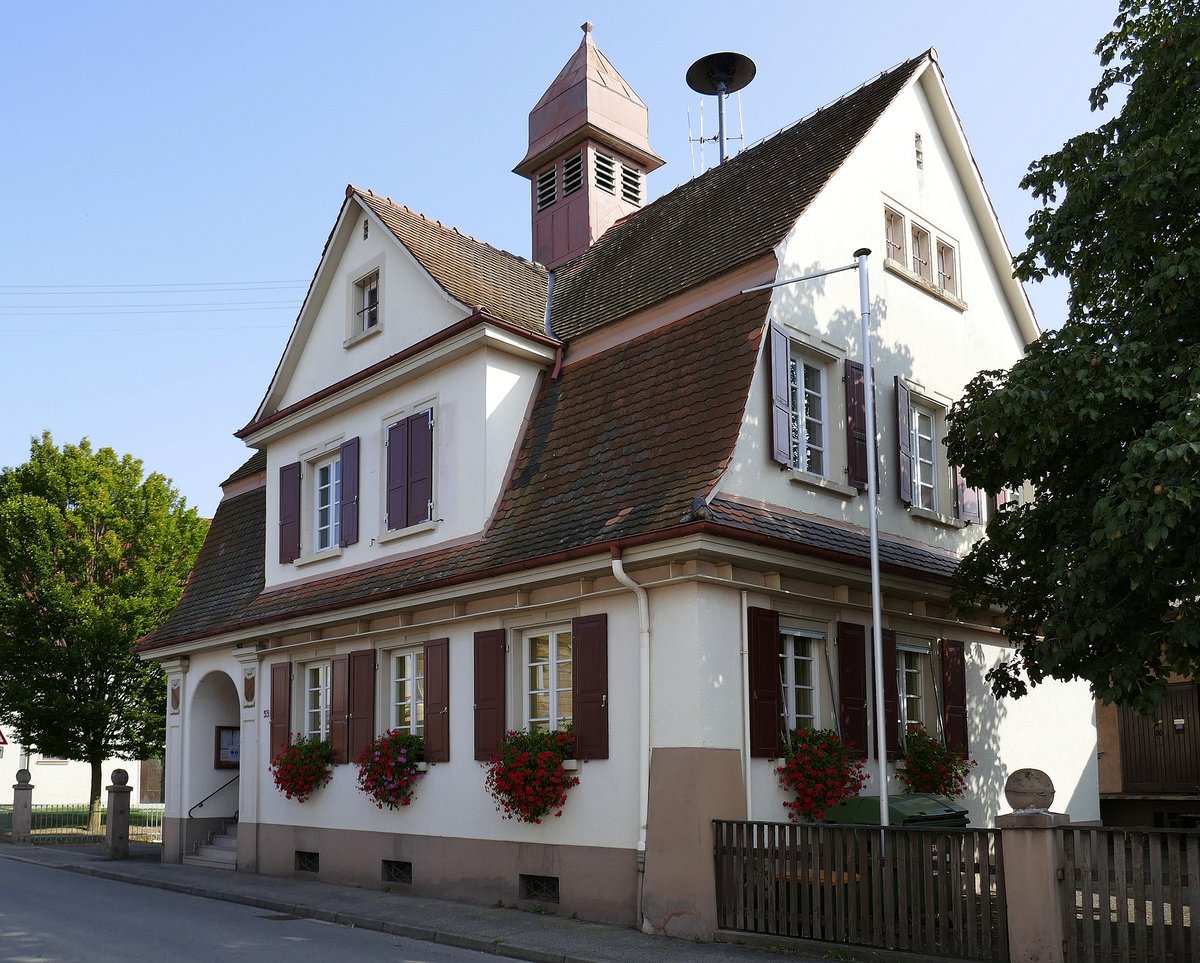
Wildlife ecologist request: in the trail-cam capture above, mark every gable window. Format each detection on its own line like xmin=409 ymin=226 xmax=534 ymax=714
xmin=356 ymin=271 xmax=379 ymax=332
xmin=304 ymin=662 xmax=331 ymax=740
xmin=391 ymin=649 xmax=425 ymax=736
xmin=526 ymin=627 xmax=573 ymax=732
xmin=936 ymin=241 xmax=957 ymax=297
xmin=385 ymin=408 xmax=434 ymax=531
xmin=779 ymin=627 xmax=822 ymax=732
xmin=562 ymin=152 xmax=583 ymax=197
xmin=536 ymin=167 xmax=557 ymax=211
xmin=884 ymin=208 xmax=905 ymax=262
xmin=911 ymin=224 xmax=932 ymax=281
xmin=314 ymin=454 xmax=342 ymax=551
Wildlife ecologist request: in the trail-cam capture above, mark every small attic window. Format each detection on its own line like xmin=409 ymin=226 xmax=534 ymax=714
xmin=594 ymin=152 xmax=616 ymax=194
xmin=562 ymin=152 xmax=584 ymax=197
xmin=356 ymin=271 xmax=379 ymax=331
xmin=621 ymin=165 xmax=642 ymax=206
xmin=536 ymin=168 xmax=557 ymax=211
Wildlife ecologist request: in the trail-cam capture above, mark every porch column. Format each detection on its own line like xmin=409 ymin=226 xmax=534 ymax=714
xmin=233 ymin=647 xmax=262 ymax=872
xmin=159 ymin=656 xmax=189 ymax=863
xmin=996 ymin=808 xmax=1070 ymax=963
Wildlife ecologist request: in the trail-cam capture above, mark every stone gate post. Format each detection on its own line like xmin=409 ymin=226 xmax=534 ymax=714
xmin=11 ymin=769 xmax=32 ymax=844
xmin=105 ymin=768 xmax=132 ymax=859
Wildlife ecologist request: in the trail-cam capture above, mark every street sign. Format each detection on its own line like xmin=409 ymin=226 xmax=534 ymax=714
xmin=0 ymin=729 xmax=7 ymax=745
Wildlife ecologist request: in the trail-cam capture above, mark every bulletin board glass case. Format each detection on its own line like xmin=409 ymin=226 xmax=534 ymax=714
xmin=214 ymin=726 xmax=240 ymax=769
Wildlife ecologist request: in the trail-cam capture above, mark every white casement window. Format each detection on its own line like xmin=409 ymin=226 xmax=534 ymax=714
xmin=779 ymin=628 xmax=822 ymax=731
xmin=304 ymin=663 xmax=331 ymax=740
xmin=525 ymin=627 xmax=573 ymax=732
xmin=788 ymin=351 xmax=827 ymax=476
xmin=898 ymin=649 xmax=925 ymax=731
xmin=911 ymin=225 xmax=932 ymax=281
xmin=884 ymin=208 xmax=906 ymax=262
xmin=936 ymin=241 xmax=957 ymax=296
xmin=910 ymin=401 xmax=938 ymax=511
xmin=313 ymin=454 xmax=342 ymax=552
xmin=562 ymin=152 xmax=583 ymax=197
xmin=536 ymin=167 xmax=557 ymax=211
xmin=594 ymin=151 xmax=616 ymax=194
xmin=390 ymin=649 xmax=425 ymax=737
xmin=356 ymin=271 xmax=379 ymax=332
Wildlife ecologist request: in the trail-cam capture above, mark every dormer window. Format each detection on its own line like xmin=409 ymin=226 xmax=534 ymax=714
xmin=356 ymin=271 xmax=379 ymax=331
xmin=536 ymin=168 xmax=557 ymax=211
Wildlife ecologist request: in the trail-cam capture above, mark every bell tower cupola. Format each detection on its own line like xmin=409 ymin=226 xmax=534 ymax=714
xmin=515 ymin=23 xmax=664 ymax=269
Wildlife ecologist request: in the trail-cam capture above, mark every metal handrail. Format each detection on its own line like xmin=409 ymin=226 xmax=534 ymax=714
xmin=187 ymin=774 xmax=239 ymax=819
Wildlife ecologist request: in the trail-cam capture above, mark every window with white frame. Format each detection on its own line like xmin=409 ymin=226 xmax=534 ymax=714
xmin=304 ymin=662 xmax=331 ymax=740
xmin=936 ymin=241 xmax=957 ymax=297
xmin=910 ymin=400 xmax=938 ymax=511
xmin=525 ymin=627 xmax=573 ymax=732
xmin=356 ymin=271 xmax=379 ymax=332
xmin=911 ymin=224 xmax=932 ymax=281
xmin=313 ymin=453 xmax=342 ymax=552
xmin=390 ymin=649 xmax=425 ymax=736
xmin=788 ymin=350 xmax=827 ymax=476
xmin=779 ymin=628 xmax=822 ymax=732
xmin=884 ymin=208 xmax=906 ymax=262
xmin=898 ymin=649 xmax=925 ymax=731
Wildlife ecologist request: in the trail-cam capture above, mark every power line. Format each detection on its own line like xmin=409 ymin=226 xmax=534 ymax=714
xmin=0 ymin=305 xmax=298 ymax=318
xmin=0 ymin=300 xmax=299 ymax=312
xmin=0 ymin=280 xmax=308 ymax=292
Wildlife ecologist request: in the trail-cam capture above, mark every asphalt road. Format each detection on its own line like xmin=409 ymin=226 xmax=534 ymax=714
xmin=0 ymin=858 xmax=496 ymax=962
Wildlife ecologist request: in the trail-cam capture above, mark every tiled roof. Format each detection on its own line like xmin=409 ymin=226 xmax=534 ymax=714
xmin=351 ymin=187 xmax=549 ymax=334
xmin=549 ymin=54 xmax=926 ymax=340
xmin=146 ymin=484 xmax=266 ymax=645
xmin=221 ymin=450 xmax=266 ymax=487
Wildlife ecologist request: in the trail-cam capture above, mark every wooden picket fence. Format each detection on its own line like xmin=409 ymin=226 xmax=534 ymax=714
xmin=1061 ymin=827 xmax=1200 ymax=962
xmin=714 ymin=819 xmax=1007 ymax=961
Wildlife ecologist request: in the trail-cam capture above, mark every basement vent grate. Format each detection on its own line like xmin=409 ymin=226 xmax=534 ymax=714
xmin=519 ymin=873 xmax=560 ymax=903
xmin=382 ymin=859 xmax=413 ymax=884
xmin=294 ymin=850 xmax=319 ymax=873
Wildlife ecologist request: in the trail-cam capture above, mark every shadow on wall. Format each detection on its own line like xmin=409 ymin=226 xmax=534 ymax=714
xmin=967 ymin=644 xmax=1010 ymax=827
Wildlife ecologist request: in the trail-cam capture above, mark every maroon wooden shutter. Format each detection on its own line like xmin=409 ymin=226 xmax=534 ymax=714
xmin=770 ymin=325 xmax=792 ymax=466
xmin=880 ymin=629 xmax=901 ymax=760
xmin=408 ymin=410 xmax=434 ymax=526
xmin=572 ymin=614 xmax=609 ymax=760
xmin=278 ymin=462 xmax=301 ymax=563
xmin=473 ymin=629 xmax=506 ymax=761
xmin=347 ymin=648 xmax=375 ymax=764
xmin=339 ymin=436 xmax=360 ymax=547
xmin=269 ymin=662 xmax=291 ymax=762
xmin=329 ymin=654 xmax=349 ymax=764
xmin=748 ymin=606 xmax=783 ymax=758
xmin=942 ymin=640 xmax=969 ymax=753
xmin=896 ymin=376 xmax=913 ymax=505
xmin=386 ymin=418 xmax=408 ymax=530
xmin=955 ymin=467 xmax=983 ymax=523
xmin=845 ymin=360 xmax=868 ymax=491
xmin=837 ymin=622 xmax=868 ymax=754
xmin=424 ymin=638 xmax=450 ymax=764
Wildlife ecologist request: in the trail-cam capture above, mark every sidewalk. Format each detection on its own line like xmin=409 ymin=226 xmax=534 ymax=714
xmin=0 ymin=841 xmax=849 ymax=963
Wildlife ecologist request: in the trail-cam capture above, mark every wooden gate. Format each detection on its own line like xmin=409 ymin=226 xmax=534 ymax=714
xmin=1061 ymin=827 xmax=1200 ymax=962
xmin=1120 ymin=683 xmax=1200 ymax=794
xmin=714 ymin=819 xmax=1007 ymax=961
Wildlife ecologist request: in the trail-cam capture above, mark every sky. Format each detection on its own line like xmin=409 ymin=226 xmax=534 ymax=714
xmin=1 ymin=1 xmax=1119 ymax=517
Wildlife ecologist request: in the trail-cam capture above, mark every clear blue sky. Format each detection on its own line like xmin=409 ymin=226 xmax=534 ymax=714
xmin=1 ymin=2 xmax=1117 ymax=517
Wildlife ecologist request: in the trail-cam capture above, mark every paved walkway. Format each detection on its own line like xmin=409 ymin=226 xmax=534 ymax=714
xmin=0 ymin=841 xmax=853 ymax=963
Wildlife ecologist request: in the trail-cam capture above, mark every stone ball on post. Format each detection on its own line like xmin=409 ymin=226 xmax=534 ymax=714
xmin=1004 ymin=768 xmax=1055 ymax=811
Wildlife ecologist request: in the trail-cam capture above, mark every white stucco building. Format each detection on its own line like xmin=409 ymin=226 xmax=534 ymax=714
xmin=138 ymin=28 xmax=1099 ymax=938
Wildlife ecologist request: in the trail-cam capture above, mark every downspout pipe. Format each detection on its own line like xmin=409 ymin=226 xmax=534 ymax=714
xmin=740 ymin=592 xmax=752 ymax=818
xmin=611 ymin=549 xmax=651 ymax=929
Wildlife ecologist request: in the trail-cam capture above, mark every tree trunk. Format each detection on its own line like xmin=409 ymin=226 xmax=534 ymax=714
xmin=87 ymin=759 xmax=103 ymax=835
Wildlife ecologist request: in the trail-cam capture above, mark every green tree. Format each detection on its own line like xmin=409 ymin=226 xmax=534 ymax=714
xmin=946 ymin=0 xmax=1200 ymax=712
xmin=0 ymin=433 xmax=207 ymax=825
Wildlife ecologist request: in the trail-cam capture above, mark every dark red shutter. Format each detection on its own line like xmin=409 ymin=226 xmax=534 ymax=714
xmin=424 ymin=638 xmax=450 ymax=763
xmin=845 ymin=360 xmax=868 ymax=491
xmin=279 ymin=462 xmax=301 ymax=563
xmin=408 ymin=410 xmax=434 ymax=526
xmin=770 ymin=325 xmax=792 ymax=466
xmin=348 ymin=648 xmax=375 ymax=764
xmin=748 ymin=607 xmax=784 ymax=758
xmin=386 ymin=418 xmax=409 ymax=530
xmin=339 ymin=437 xmax=360 ymax=547
xmin=896 ymin=376 xmax=913 ymax=505
xmin=943 ymin=640 xmax=969 ymax=753
xmin=955 ymin=467 xmax=983 ymax=523
xmin=880 ymin=629 xmax=901 ymax=760
xmin=572 ymin=614 xmax=609 ymax=760
xmin=837 ymin=622 xmax=868 ymax=754
xmin=329 ymin=654 xmax=349 ymax=764
xmin=269 ymin=662 xmax=291 ymax=762
xmin=473 ymin=629 xmax=506 ymax=761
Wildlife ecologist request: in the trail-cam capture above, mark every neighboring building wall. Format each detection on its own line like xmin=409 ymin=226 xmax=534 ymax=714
xmin=0 ymin=739 xmax=156 ymax=807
